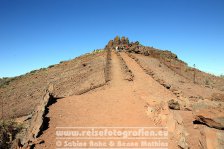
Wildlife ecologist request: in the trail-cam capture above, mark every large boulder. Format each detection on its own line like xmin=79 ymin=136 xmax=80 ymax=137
xmin=192 ymin=100 xmax=224 ymax=130
xmin=105 ymin=36 xmax=130 ymax=50
xmin=120 ymin=36 xmax=129 ymax=45
xmin=191 ymin=100 xmax=224 ymax=149
xmin=113 ymin=36 xmax=120 ymax=45
xmin=106 ymin=40 xmax=113 ymax=49
xmin=168 ymin=99 xmax=180 ymax=110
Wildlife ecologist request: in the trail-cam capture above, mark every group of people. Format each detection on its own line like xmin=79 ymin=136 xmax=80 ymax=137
xmin=115 ymin=45 xmax=129 ymax=52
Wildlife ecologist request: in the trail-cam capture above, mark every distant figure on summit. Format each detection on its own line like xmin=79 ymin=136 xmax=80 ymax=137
xmin=115 ymin=46 xmax=118 ymax=51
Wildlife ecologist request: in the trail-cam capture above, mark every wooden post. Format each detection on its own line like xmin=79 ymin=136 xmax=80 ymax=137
xmin=179 ymin=62 xmax=181 ymax=75
xmin=193 ymin=64 xmax=196 ymax=83
xmin=1 ymin=97 xmax=3 ymax=120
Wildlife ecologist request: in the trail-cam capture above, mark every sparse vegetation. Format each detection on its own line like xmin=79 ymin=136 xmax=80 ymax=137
xmin=205 ymin=78 xmax=210 ymax=85
xmin=0 ymin=120 xmax=23 ymax=149
xmin=48 ymin=65 xmax=55 ymax=68
xmin=1 ymin=37 xmax=224 ymax=148
xmin=25 ymin=68 xmax=47 ymax=76
xmin=40 ymin=68 xmax=46 ymax=71
xmin=0 ymin=77 xmax=15 ymax=88
xmin=30 ymin=69 xmax=38 ymax=74
xmin=0 ymin=49 xmax=107 ymax=119
xmin=92 ymin=49 xmax=104 ymax=53
xmin=135 ymin=41 xmax=140 ymax=45
xmin=60 ymin=61 xmax=65 ymax=64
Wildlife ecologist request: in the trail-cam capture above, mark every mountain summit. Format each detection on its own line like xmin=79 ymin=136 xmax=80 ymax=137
xmin=1 ymin=37 xmax=224 ymax=149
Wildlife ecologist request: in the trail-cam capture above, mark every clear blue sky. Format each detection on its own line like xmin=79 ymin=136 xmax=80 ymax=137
xmin=0 ymin=0 xmax=224 ymax=77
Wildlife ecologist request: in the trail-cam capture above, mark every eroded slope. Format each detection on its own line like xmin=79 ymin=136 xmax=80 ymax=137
xmin=0 ymin=51 xmax=107 ymax=119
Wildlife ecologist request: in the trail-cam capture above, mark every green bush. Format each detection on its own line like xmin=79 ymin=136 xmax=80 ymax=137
xmin=92 ymin=49 xmax=103 ymax=53
xmin=0 ymin=78 xmax=14 ymax=88
xmin=48 ymin=65 xmax=55 ymax=68
xmin=30 ymin=70 xmax=38 ymax=74
xmin=60 ymin=61 xmax=65 ymax=64
xmin=205 ymin=78 xmax=210 ymax=85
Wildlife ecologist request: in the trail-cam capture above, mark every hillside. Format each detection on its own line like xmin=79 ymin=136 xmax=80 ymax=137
xmin=1 ymin=36 xmax=224 ymax=149
xmin=0 ymin=50 xmax=108 ymax=119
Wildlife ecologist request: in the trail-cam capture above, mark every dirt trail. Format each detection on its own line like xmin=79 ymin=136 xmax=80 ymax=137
xmin=36 ymin=51 xmax=176 ymax=149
